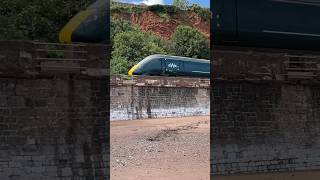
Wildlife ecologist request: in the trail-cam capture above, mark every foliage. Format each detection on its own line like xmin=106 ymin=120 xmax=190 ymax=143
xmin=173 ymin=0 xmax=190 ymax=10
xmin=111 ymin=30 xmax=167 ymax=74
xmin=189 ymin=4 xmax=211 ymax=21
xmin=111 ymin=3 xmax=179 ymax=16
xmin=146 ymin=5 xmax=178 ymax=15
xmin=169 ymin=25 xmax=209 ymax=59
xmin=110 ymin=3 xmax=145 ymax=14
xmin=0 ymin=0 xmax=95 ymax=42
xmin=111 ymin=18 xmax=139 ymax=41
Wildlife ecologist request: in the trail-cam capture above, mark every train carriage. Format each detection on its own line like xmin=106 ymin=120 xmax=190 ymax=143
xmin=128 ymin=55 xmax=210 ymax=78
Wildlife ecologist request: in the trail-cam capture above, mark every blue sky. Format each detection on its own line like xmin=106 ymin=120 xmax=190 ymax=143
xmin=120 ymin=0 xmax=209 ymax=8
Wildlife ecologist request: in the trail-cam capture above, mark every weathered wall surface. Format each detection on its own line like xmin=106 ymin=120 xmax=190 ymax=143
xmin=212 ymin=80 xmax=320 ymax=175
xmin=211 ymin=49 xmax=320 ymax=176
xmin=111 ymin=76 xmax=209 ymax=120
xmin=0 ymin=41 xmax=109 ymax=179
xmin=213 ymin=47 xmax=320 ymax=81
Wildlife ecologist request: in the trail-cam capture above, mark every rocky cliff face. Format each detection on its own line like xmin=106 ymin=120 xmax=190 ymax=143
xmin=112 ymin=9 xmax=210 ymax=40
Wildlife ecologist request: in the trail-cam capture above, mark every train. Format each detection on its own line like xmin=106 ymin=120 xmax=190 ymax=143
xmin=128 ymin=54 xmax=210 ymax=78
xmin=59 ymin=0 xmax=109 ymax=43
xmin=212 ymin=0 xmax=320 ymax=51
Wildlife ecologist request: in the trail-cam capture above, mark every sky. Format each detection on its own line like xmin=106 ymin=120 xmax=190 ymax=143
xmin=121 ymin=0 xmax=210 ymax=8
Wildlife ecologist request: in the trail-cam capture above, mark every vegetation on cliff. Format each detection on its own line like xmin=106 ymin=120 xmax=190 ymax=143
xmin=111 ymin=2 xmax=210 ymax=75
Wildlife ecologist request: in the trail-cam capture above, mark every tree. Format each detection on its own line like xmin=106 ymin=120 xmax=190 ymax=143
xmin=111 ymin=30 xmax=167 ymax=74
xmin=170 ymin=25 xmax=209 ymax=59
xmin=172 ymin=0 xmax=189 ymax=10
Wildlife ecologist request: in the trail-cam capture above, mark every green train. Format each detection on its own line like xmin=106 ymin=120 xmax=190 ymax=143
xmin=128 ymin=55 xmax=210 ymax=78
xmin=59 ymin=0 xmax=109 ymax=43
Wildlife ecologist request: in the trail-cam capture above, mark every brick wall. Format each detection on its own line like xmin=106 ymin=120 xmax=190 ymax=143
xmin=110 ymin=76 xmax=209 ymax=120
xmin=0 ymin=41 xmax=109 ymax=179
xmin=213 ymin=47 xmax=320 ymax=81
xmin=211 ymin=80 xmax=320 ymax=175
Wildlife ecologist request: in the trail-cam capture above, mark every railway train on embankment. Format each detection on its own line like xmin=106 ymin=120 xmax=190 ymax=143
xmin=59 ymin=1 xmax=210 ymax=78
xmin=128 ymin=55 xmax=210 ymax=78
xmin=212 ymin=0 xmax=320 ymax=51
xmin=59 ymin=0 xmax=109 ymax=43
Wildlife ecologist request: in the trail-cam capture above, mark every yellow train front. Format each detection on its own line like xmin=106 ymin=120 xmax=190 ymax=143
xmin=59 ymin=0 xmax=109 ymax=43
xmin=128 ymin=54 xmax=210 ymax=78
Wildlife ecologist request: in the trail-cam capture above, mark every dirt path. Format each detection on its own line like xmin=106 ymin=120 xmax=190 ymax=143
xmin=111 ymin=116 xmax=210 ymax=180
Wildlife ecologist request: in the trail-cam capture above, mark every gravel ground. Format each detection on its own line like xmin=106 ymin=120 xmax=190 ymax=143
xmin=111 ymin=116 xmax=210 ymax=180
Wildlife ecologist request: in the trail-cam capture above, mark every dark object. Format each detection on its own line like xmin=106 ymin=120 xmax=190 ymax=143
xmin=128 ymin=54 xmax=210 ymax=78
xmin=59 ymin=0 xmax=109 ymax=44
xmin=212 ymin=0 xmax=320 ymax=51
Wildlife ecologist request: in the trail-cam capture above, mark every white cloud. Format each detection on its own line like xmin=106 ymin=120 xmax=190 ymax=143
xmin=141 ymin=0 xmax=164 ymax=5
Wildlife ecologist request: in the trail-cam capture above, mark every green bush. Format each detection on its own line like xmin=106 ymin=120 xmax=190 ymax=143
xmin=146 ymin=4 xmax=178 ymax=15
xmin=170 ymin=25 xmax=209 ymax=59
xmin=111 ymin=18 xmax=139 ymax=41
xmin=111 ymin=4 xmax=146 ymax=14
xmin=173 ymin=0 xmax=189 ymax=10
xmin=110 ymin=6 xmax=127 ymax=13
xmin=111 ymin=31 xmax=167 ymax=75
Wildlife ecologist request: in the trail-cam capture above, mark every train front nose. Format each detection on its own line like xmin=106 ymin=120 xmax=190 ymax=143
xmin=59 ymin=10 xmax=108 ymax=43
xmin=128 ymin=64 xmax=139 ymax=76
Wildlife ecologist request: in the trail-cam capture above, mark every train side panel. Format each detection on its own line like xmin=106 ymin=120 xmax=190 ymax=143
xmin=213 ymin=0 xmax=320 ymax=50
xmin=131 ymin=55 xmax=210 ymax=78
xmin=161 ymin=58 xmax=210 ymax=77
xmin=143 ymin=57 xmax=162 ymax=75
xmin=183 ymin=61 xmax=210 ymax=78
xmin=162 ymin=58 xmax=185 ymax=76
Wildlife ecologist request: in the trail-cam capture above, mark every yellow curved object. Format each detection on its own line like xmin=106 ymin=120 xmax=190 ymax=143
xmin=59 ymin=10 xmax=92 ymax=43
xmin=128 ymin=64 xmax=138 ymax=76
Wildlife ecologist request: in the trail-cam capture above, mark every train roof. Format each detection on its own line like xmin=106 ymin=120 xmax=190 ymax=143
xmin=143 ymin=54 xmax=210 ymax=63
xmin=88 ymin=0 xmax=108 ymax=10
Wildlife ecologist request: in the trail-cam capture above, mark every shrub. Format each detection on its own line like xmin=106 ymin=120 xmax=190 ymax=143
xmin=146 ymin=4 xmax=178 ymax=15
xmin=170 ymin=25 xmax=209 ymax=59
xmin=173 ymin=0 xmax=189 ymax=10
xmin=111 ymin=18 xmax=139 ymax=41
xmin=111 ymin=31 xmax=167 ymax=74
xmin=111 ymin=4 xmax=146 ymax=14
xmin=190 ymin=4 xmax=211 ymax=21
